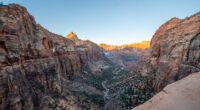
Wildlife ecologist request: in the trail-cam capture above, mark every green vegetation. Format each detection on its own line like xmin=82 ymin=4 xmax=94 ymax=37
xmin=71 ymin=91 xmax=104 ymax=109
xmin=75 ymin=45 xmax=87 ymax=49
xmin=105 ymin=66 xmax=155 ymax=109
xmin=120 ymin=87 xmax=154 ymax=109
xmin=63 ymin=46 xmax=68 ymax=50
xmin=82 ymin=92 xmax=104 ymax=106
xmin=0 ymin=20 xmax=4 ymax=27
xmin=78 ymin=66 xmax=104 ymax=90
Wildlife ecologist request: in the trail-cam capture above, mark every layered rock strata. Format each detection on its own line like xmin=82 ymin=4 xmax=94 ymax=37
xmin=149 ymin=12 xmax=200 ymax=91
xmin=0 ymin=4 xmax=104 ymax=109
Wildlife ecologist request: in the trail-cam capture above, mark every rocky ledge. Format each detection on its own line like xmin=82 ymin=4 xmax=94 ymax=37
xmin=133 ymin=72 xmax=200 ymax=110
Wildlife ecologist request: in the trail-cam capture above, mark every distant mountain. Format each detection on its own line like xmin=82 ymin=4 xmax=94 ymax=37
xmin=99 ymin=41 xmax=150 ymax=51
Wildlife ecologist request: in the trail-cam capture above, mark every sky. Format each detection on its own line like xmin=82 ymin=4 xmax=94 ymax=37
xmin=2 ymin=0 xmax=200 ymax=45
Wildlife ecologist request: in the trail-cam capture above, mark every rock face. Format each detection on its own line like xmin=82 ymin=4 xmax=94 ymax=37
xmin=149 ymin=12 xmax=200 ymax=91
xmin=104 ymin=48 xmax=149 ymax=73
xmin=99 ymin=41 xmax=150 ymax=51
xmin=0 ymin=4 xmax=105 ymax=110
xmin=66 ymin=32 xmax=105 ymax=61
xmin=133 ymin=72 xmax=200 ymax=110
xmin=66 ymin=32 xmax=78 ymax=42
xmin=100 ymin=41 xmax=150 ymax=73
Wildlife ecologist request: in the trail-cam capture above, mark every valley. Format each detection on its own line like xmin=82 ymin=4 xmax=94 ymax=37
xmin=0 ymin=3 xmax=200 ymax=110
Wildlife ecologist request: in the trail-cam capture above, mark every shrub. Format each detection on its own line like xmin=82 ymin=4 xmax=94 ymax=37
xmin=0 ymin=20 xmax=4 ymax=27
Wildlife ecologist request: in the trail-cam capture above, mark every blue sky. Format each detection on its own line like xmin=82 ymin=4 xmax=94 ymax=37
xmin=2 ymin=0 xmax=200 ymax=45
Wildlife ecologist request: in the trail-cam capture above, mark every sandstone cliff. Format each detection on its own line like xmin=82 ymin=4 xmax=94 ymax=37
xmin=149 ymin=12 xmax=200 ymax=91
xmin=66 ymin=32 xmax=105 ymax=61
xmin=99 ymin=41 xmax=150 ymax=73
xmin=66 ymin=32 xmax=78 ymax=42
xmin=106 ymin=12 xmax=200 ymax=109
xmin=99 ymin=41 xmax=150 ymax=51
xmin=1 ymin=3 xmax=200 ymax=110
xmin=0 ymin=4 xmax=105 ymax=110
xmin=133 ymin=72 xmax=200 ymax=110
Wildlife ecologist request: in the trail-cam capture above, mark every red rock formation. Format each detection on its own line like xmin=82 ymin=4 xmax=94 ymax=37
xmin=149 ymin=12 xmax=200 ymax=91
xmin=99 ymin=41 xmax=150 ymax=51
xmin=66 ymin=32 xmax=78 ymax=42
xmin=0 ymin=4 xmax=104 ymax=109
xmin=66 ymin=32 xmax=105 ymax=61
xmin=133 ymin=72 xmax=200 ymax=110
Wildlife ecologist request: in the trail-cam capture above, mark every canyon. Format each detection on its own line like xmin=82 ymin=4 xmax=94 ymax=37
xmin=0 ymin=3 xmax=200 ymax=110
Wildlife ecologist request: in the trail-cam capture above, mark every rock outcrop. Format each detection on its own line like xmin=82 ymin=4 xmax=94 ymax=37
xmin=99 ymin=41 xmax=150 ymax=51
xmin=104 ymin=48 xmax=149 ymax=73
xmin=100 ymin=41 xmax=150 ymax=73
xmin=66 ymin=32 xmax=105 ymax=61
xmin=133 ymin=72 xmax=200 ymax=110
xmin=66 ymin=32 xmax=78 ymax=42
xmin=0 ymin=4 xmax=105 ymax=110
xmin=149 ymin=12 xmax=200 ymax=91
